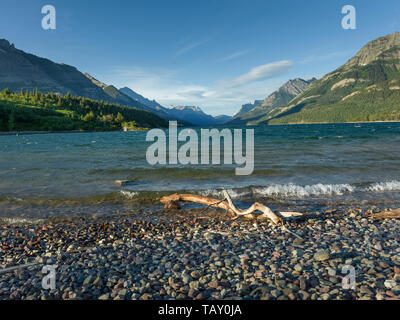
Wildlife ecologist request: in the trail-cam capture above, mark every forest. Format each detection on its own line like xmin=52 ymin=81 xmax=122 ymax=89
xmin=0 ymin=89 xmax=168 ymax=132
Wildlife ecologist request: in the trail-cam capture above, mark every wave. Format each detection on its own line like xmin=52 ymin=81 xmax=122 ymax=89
xmin=192 ymin=180 xmax=400 ymax=200
xmin=367 ymin=180 xmax=400 ymax=192
xmin=253 ymin=183 xmax=355 ymax=198
xmin=198 ymin=188 xmax=250 ymax=199
xmin=120 ymin=190 xmax=139 ymax=199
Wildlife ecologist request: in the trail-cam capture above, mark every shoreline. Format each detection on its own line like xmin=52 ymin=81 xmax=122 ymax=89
xmin=0 ymin=130 xmax=118 ymax=136
xmin=1 ymin=121 xmax=400 ymax=135
xmin=1 ymin=206 xmax=399 ymax=300
xmin=268 ymin=120 xmax=400 ymax=126
xmin=0 ymin=128 xmax=150 ymax=136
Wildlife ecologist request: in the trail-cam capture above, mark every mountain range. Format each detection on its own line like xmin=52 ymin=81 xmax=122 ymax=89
xmin=2 ymin=32 xmax=400 ymax=127
xmin=0 ymin=39 xmax=223 ymax=126
xmin=245 ymin=32 xmax=400 ymax=125
xmin=166 ymin=106 xmax=230 ymax=126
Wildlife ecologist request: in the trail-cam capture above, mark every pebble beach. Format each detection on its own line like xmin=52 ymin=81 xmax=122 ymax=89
xmin=1 ymin=206 xmax=400 ymax=301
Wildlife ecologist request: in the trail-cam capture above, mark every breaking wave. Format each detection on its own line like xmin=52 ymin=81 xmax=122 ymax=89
xmin=367 ymin=180 xmax=400 ymax=192
xmin=120 ymin=190 xmax=139 ymax=199
xmin=253 ymin=183 xmax=355 ymax=198
xmin=118 ymin=180 xmax=400 ymax=202
xmin=192 ymin=180 xmax=400 ymax=200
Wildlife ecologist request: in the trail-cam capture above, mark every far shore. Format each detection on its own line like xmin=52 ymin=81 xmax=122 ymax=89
xmin=1 ymin=120 xmax=400 ymax=136
xmin=268 ymin=120 xmax=400 ymax=126
xmin=0 ymin=128 xmax=148 ymax=136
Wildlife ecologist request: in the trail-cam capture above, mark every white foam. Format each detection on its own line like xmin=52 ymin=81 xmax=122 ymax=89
xmin=367 ymin=180 xmax=400 ymax=192
xmin=253 ymin=183 xmax=355 ymax=198
xmin=120 ymin=190 xmax=138 ymax=199
xmin=198 ymin=189 xmax=250 ymax=199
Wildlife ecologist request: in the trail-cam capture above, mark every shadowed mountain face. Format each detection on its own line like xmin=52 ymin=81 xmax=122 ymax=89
xmin=0 ymin=39 xmax=155 ymax=113
xmin=255 ymin=32 xmax=400 ymax=125
xmin=229 ymin=78 xmax=316 ymax=125
xmin=232 ymin=100 xmax=263 ymax=119
xmin=0 ymin=39 xmax=105 ymax=98
xmin=119 ymin=87 xmax=165 ymax=111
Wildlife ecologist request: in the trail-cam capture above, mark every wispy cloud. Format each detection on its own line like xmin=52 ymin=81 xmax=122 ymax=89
xmin=105 ymin=61 xmax=292 ymax=115
xmin=219 ymin=60 xmax=293 ymax=88
xmin=176 ymin=40 xmax=207 ymax=56
xmin=177 ymin=90 xmax=207 ymax=99
xmin=301 ymin=51 xmax=351 ymax=64
xmin=218 ymin=50 xmax=250 ymax=62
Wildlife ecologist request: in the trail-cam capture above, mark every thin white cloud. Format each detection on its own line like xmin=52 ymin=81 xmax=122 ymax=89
xmin=104 ymin=61 xmax=292 ymax=116
xmin=301 ymin=51 xmax=351 ymax=64
xmin=176 ymin=40 xmax=207 ymax=56
xmin=218 ymin=50 xmax=250 ymax=62
xmin=177 ymin=90 xmax=207 ymax=99
xmin=219 ymin=60 xmax=293 ymax=88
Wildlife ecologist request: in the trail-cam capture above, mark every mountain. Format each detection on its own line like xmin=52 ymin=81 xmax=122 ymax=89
xmin=118 ymin=86 xmax=176 ymax=120
xmin=119 ymin=87 xmax=165 ymax=111
xmin=228 ymin=78 xmax=316 ymax=125
xmin=213 ymin=115 xmax=232 ymax=125
xmin=0 ymin=39 xmax=155 ymax=113
xmin=121 ymin=87 xmax=231 ymax=125
xmin=83 ymin=73 xmax=158 ymax=113
xmin=254 ymin=32 xmax=400 ymax=125
xmin=231 ymin=100 xmax=263 ymax=120
xmin=166 ymin=106 xmax=221 ymax=126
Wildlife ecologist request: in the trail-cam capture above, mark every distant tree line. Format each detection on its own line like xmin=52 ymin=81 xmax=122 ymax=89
xmin=0 ymin=88 xmax=167 ymax=131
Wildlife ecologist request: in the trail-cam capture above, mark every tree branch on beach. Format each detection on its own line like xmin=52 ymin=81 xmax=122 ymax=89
xmin=160 ymin=189 xmax=304 ymax=226
xmin=374 ymin=209 xmax=400 ymax=220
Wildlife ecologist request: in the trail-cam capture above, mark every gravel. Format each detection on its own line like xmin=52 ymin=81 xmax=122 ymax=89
xmin=0 ymin=206 xmax=400 ymax=300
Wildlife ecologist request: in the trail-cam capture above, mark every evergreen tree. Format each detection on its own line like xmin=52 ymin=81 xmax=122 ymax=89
xmin=8 ymin=110 xmax=15 ymax=131
xmin=116 ymin=112 xmax=124 ymax=123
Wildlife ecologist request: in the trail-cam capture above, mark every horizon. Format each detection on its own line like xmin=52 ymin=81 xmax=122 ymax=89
xmin=1 ymin=0 xmax=400 ymax=116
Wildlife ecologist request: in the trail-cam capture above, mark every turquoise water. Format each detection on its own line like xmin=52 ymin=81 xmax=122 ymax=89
xmin=1 ymin=122 xmax=400 ymax=219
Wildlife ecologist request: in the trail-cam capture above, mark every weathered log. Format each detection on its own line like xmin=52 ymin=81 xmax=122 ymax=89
xmin=160 ymin=189 xmax=304 ymax=226
xmin=373 ymin=209 xmax=400 ymax=220
xmin=222 ymin=190 xmax=282 ymax=224
xmin=160 ymin=193 xmax=235 ymax=215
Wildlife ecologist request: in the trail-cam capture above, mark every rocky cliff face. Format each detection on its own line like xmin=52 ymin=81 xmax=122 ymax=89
xmin=260 ymin=78 xmax=316 ymax=108
xmin=229 ymin=78 xmax=315 ymax=124
xmin=344 ymin=32 xmax=400 ymax=67
xmin=232 ymin=100 xmax=263 ymax=118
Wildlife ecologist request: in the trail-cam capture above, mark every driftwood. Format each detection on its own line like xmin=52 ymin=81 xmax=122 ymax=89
xmin=373 ymin=209 xmax=400 ymax=220
xmin=160 ymin=189 xmax=303 ymax=226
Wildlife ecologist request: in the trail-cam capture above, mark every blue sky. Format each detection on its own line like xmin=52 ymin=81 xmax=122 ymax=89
xmin=1 ymin=0 xmax=400 ymax=115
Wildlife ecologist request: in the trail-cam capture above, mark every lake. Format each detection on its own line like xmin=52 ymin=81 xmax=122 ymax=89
xmin=1 ymin=122 xmax=400 ymax=221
